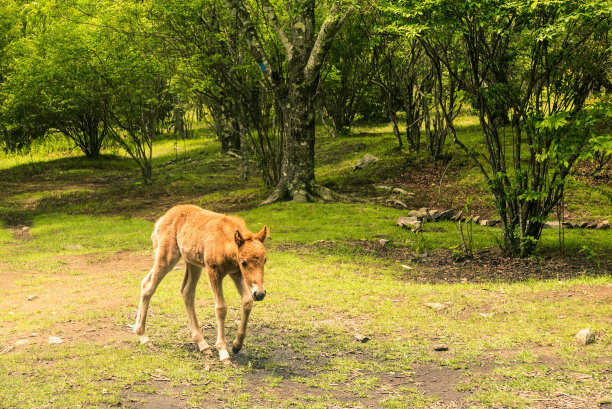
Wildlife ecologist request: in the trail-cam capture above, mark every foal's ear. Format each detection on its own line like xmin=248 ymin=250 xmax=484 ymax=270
xmin=235 ymin=230 xmax=245 ymax=247
xmin=255 ymin=225 xmax=269 ymax=243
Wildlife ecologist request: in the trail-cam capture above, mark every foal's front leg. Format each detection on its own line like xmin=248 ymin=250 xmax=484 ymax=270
xmin=229 ymin=273 xmax=253 ymax=354
xmin=181 ymin=263 xmax=212 ymax=355
xmin=207 ymin=267 xmax=231 ymax=364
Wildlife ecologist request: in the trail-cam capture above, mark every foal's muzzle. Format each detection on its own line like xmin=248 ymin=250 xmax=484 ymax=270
xmin=252 ymin=289 xmax=266 ymax=301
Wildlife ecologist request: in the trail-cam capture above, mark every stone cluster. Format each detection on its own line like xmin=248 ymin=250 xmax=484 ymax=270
xmin=396 ymin=207 xmax=500 ymax=231
xmin=396 ymin=207 xmax=610 ymax=231
xmin=543 ymin=220 xmax=610 ymax=230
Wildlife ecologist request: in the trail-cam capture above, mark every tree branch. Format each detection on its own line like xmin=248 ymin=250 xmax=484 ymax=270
xmin=224 ymin=0 xmax=279 ymax=92
xmin=304 ymin=5 xmax=354 ymax=86
xmin=260 ymin=0 xmax=292 ymax=61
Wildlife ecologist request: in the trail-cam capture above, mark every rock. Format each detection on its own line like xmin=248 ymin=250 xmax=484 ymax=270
xmin=544 ymin=221 xmax=560 ymax=229
xmin=392 ymin=188 xmax=413 ymax=196
xmin=15 ymin=339 xmax=28 ymax=346
xmin=387 ymin=199 xmax=408 ymax=208
xmin=318 ymin=186 xmax=335 ymax=202
xmin=597 ymin=396 xmax=612 ymax=405
xmin=472 ymin=215 xmax=481 ymax=223
xmin=408 ymin=210 xmax=418 ymax=217
xmin=428 ymin=209 xmax=441 ymax=220
xmin=596 ymin=221 xmax=610 ymax=230
xmin=544 ymin=221 xmax=573 ymax=229
xmin=353 ymin=154 xmax=379 ymax=170
xmin=425 ymin=302 xmax=448 ymax=312
xmin=375 ymin=185 xmax=393 ymax=192
xmin=27 ymin=295 xmax=38 ymax=301
xmin=451 ymin=210 xmax=463 ymax=221
xmin=433 ymin=344 xmax=449 ymax=351
xmin=397 ymin=216 xmax=415 ymax=227
xmin=29 ymin=332 xmax=38 ymax=337
xmin=48 ymin=336 xmax=64 ymax=344
xmin=438 ymin=209 xmax=455 ymax=220
xmin=575 ymin=328 xmax=595 ymax=345
xmin=478 ymin=218 xmax=500 ymax=227
xmin=354 ymin=333 xmax=370 ymax=343
xmin=65 ymin=244 xmax=83 ymax=250
xmin=397 ymin=217 xmax=421 ymax=230
xmin=292 ymin=190 xmax=309 ymax=203
xmin=415 ymin=208 xmax=430 ymax=221
xmin=586 ymin=222 xmax=598 ymax=229
xmin=479 ymin=312 xmax=494 ymax=318
xmin=400 ymin=265 xmax=412 ymax=270
xmin=379 ymin=239 xmax=389 ymax=247
xmin=577 ymin=222 xmax=588 ymax=229
xmin=22 ymin=226 xmax=29 ymax=231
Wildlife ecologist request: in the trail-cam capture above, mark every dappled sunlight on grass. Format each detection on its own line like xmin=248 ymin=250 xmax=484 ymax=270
xmin=0 ymin=120 xmax=610 ymax=408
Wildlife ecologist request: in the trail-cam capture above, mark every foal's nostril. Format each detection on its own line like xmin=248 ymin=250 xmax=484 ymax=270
xmin=252 ymin=290 xmax=266 ymax=301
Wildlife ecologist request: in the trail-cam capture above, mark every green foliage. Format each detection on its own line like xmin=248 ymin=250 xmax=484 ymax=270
xmin=0 ymin=0 xmax=172 ymax=179
xmin=378 ymin=0 xmax=612 ymax=256
xmin=319 ymin=13 xmax=383 ymax=134
xmin=0 ymin=10 xmax=110 ymax=156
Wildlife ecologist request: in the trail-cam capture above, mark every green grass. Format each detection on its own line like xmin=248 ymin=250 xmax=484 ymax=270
xmin=1 ymin=204 xmax=610 ymax=407
xmin=30 ymin=214 xmax=152 ymax=253
xmin=0 ymin=121 xmax=610 ymax=408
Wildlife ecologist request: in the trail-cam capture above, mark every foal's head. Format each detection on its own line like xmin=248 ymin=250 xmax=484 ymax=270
xmin=235 ymin=226 xmax=269 ymax=301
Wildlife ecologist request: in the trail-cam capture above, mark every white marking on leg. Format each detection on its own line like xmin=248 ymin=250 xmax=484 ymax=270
xmin=219 ymin=349 xmax=230 ymax=361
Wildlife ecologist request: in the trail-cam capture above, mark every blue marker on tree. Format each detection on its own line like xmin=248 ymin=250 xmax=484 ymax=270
xmin=258 ymin=62 xmax=267 ymax=72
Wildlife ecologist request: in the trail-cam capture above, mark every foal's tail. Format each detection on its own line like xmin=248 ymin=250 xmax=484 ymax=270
xmin=151 ymin=216 xmax=164 ymax=249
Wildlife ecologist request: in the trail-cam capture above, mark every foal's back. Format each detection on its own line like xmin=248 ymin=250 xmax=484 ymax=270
xmin=153 ymin=205 xmax=246 ymax=267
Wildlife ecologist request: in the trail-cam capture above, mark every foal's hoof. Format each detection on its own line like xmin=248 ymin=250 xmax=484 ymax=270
xmin=139 ymin=335 xmax=150 ymax=345
xmin=221 ymin=358 xmax=236 ymax=368
xmin=231 ymin=344 xmax=242 ymax=354
xmin=200 ymin=347 xmax=213 ymax=356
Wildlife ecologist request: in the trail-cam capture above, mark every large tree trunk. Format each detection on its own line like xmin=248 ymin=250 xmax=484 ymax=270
xmin=226 ymin=0 xmax=352 ymax=204
xmin=267 ymin=86 xmax=317 ymax=201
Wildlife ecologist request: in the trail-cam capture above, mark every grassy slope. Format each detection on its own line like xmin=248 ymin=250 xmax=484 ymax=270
xmin=0 ymin=123 xmax=610 ymax=408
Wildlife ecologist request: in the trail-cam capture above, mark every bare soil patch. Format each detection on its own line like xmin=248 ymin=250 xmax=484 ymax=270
xmin=382 ymin=159 xmax=495 ymax=219
xmin=123 ymin=380 xmax=195 ymax=409
xmin=0 ymin=251 xmax=154 ymax=341
xmin=276 ymin=240 xmax=610 ymax=283
xmin=3 ymin=250 xmax=609 ymax=408
xmin=412 ymin=364 xmax=467 ymax=405
xmin=61 ymin=251 xmax=154 ymax=274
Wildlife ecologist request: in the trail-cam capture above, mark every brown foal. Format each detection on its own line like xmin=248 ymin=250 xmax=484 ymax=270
xmin=132 ymin=204 xmax=269 ymax=365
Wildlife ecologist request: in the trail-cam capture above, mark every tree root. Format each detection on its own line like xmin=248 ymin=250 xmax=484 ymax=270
xmin=260 ymin=183 xmax=358 ymax=206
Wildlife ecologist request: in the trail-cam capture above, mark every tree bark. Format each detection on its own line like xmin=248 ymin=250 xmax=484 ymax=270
xmin=225 ymin=0 xmax=352 ymax=203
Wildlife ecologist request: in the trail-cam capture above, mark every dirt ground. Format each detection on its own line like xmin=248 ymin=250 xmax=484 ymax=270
xmin=1 ymin=151 xmax=610 ymax=408
xmin=3 ymin=248 xmax=610 ymax=409
xmin=276 ymin=240 xmax=611 ymax=283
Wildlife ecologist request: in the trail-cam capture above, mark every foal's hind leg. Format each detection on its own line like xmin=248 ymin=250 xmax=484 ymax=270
xmin=133 ymin=248 xmax=180 ymax=344
xmin=181 ymin=263 xmax=212 ymax=355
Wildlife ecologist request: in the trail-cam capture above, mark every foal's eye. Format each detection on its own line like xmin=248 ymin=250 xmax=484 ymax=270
xmin=241 ymin=261 xmax=247 ymax=267
xmin=264 ymin=258 xmax=267 ymax=264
